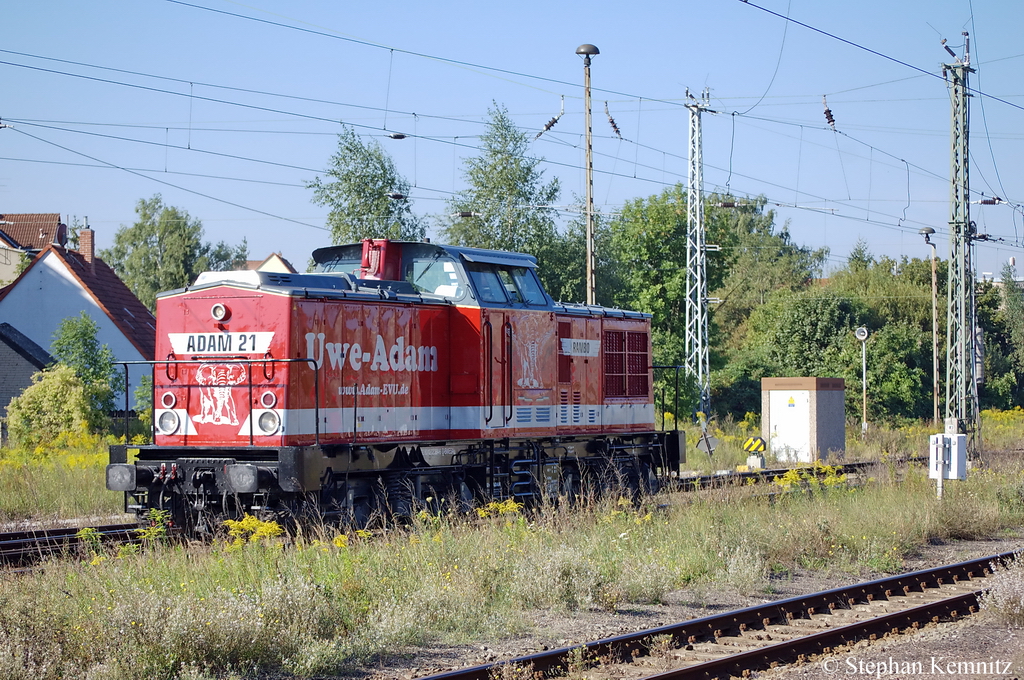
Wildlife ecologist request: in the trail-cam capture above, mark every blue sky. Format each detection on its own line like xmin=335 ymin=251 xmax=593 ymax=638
xmin=4 ymin=0 xmax=1022 ymax=281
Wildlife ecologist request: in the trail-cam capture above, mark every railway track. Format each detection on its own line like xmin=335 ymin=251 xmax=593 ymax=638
xmin=669 ymin=458 xmax=895 ymax=493
xmin=418 ymin=551 xmax=1011 ymax=680
xmin=0 ymin=523 xmax=139 ymax=567
xmin=0 ymin=460 xmax=895 ymax=568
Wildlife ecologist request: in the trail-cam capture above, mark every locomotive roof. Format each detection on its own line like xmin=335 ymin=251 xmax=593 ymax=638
xmin=162 ymin=240 xmax=649 ymax=319
xmin=310 ymin=241 xmax=539 ymax=270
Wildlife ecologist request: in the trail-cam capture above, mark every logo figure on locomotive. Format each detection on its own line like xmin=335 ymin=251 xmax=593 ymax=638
xmin=106 ymin=239 xmax=683 ymax=531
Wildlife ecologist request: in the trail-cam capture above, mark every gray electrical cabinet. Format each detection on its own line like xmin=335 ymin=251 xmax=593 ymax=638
xmin=761 ymin=377 xmax=846 ymax=463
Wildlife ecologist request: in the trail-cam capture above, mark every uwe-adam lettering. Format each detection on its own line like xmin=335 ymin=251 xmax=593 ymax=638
xmin=306 ymin=333 xmax=438 ymax=373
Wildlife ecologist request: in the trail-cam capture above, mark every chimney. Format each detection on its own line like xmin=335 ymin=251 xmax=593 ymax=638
xmin=80 ymin=224 xmax=94 ymax=266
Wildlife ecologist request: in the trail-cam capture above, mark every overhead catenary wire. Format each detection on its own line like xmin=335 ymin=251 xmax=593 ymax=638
xmin=739 ymin=0 xmax=1024 ymax=114
xmin=9 ymin=106 xmax=1011 ymax=253
xmin=13 ymin=127 xmax=327 ymax=231
xmin=4 ymin=6 xmax=1022 ymax=265
xmin=2 ymin=47 xmax=1015 ymax=215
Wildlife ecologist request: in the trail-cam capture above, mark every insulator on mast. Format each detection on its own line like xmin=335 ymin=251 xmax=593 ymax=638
xmin=822 ymin=95 xmax=836 ymax=131
xmin=605 ymin=101 xmax=622 ymax=139
xmin=534 ymin=96 xmax=565 ymax=140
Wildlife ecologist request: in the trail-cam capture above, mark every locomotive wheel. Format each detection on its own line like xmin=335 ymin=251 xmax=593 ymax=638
xmin=639 ymin=461 xmax=660 ymax=496
xmin=382 ymin=473 xmax=414 ymax=521
xmin=455 ymin=480 xmax=474 ymax=514
xmin=348 ymin=493 xmax=377 ymax=529
xmin=559 ymin=466 xmax=581 ymax=506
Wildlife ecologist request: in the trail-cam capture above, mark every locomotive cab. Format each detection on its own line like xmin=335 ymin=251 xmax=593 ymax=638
xmin=311 ymin=238 xmax=551 ymax=309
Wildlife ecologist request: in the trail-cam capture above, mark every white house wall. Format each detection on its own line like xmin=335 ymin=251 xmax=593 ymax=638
xmin=0 ymin=252 xmax=146 ymax=408
xmin=0 ymin=247 xmax=22 ymax=286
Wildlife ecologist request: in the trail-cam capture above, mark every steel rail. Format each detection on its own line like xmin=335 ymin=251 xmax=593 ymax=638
xmin=418 ymin=550 xmax=1013 ymax=680
xmin=0 ymin=523 xmax=139 ymax=566
xmin=668 ymin=458 xmax=904 ymax=493
xmin=642 ymin=592 xmax=979 ymax=680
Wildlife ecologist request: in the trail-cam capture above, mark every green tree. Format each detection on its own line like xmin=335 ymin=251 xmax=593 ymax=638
xmin=51 ymin=312 xmax=122 ymax=427
xmin=543 ymin=203 xmax=620 ymax=304
xmin=13 ymin=252 xmax=32 ymax=278
xmin=101 ymin=195 xmax=248 ymax=310
xmin=709 ymin=196 xmax=827 ymax=355
xmin=606 ymin=184 xmax=690 ymax=347
xmin=998 ymin=263 xmax=1024 ymax=374
xmin=979 ymin=267 xmax=1024 ymax=409
xmin=6 ymin=365 xmax=93 ymax=448
xmin=439 ymin=103 xmax=561 ymax=285
xmin=719 ymin=245 xmax=940 ymax=420
xmin=862 ymin=322 xmax=930 ymax=421
xmin=307 ymin=125 xmax=424 ymax=244
xmin=747 ymin=289 xmax=867 ymax=379
xmin=607 ymin=188 xmax=760 ymax=366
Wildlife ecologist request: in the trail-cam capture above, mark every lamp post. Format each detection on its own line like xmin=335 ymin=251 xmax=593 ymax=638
xmin=855 ymin=326 xmax=869 ymax=436
xmin=919 ymin=227 xmax=940 ymax=425
xmin=576 ymin=43 xmax=599 ymax=306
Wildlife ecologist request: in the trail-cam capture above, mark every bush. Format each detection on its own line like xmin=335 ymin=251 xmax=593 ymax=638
xmin=5 ymin=365 xmax=94 ymax=449
xmin=980 ymin=554 xmax=1024 ymax=628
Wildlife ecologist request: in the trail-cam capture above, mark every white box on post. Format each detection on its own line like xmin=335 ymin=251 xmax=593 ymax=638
xmin=929 ymin=433 xmax=967 ymax=481
xmin=928 ymin=434 xmax=948 ymax=480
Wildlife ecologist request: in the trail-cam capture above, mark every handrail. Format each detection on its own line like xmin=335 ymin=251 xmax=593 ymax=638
xmin=483 ymin=319 xmax=494 ymax=425
xmin=114 ymin=357 xmax=320 ymax=446
xmin=652 ymin=364 xmax=684 ymax=432
xmin=504 ymin=321 xmax=513 ymax=425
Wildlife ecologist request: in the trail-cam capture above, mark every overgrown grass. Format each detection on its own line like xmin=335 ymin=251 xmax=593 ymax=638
xmin=0 ymin=431 xmax=126 ymax=523
xmin=0 ymin=411 xmax=1021 ymax=677
xmin=3 ymin=457 xmax=1024 ymax=680
xmin=3 ymin=408 xmax=1022 ymax=524
xmin=679 ymin=407 xmax=1024 ymax=474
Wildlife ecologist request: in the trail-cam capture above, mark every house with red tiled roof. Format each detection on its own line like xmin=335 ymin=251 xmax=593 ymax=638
xmin=0 ymin=226 xmax=154 ymax=407
xmin=0 ymin=213 xmax=68 ymax=284
xmin=242 ymin=252 xmax=297 ymax=274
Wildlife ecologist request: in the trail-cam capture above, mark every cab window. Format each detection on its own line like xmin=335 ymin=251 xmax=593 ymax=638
xmin=466 ymin=262 xmax=548 ymax=306
xmin=404 ymin=255 xmax=466 ymax=299
xmin=510 ymin=267 xmax=547 ymax=305
xmin=466 ymin=263 xmax=507 ymax=303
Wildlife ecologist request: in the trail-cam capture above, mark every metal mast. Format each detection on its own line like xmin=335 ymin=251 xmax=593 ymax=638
xmin=576 ymin=44 xmax=599 ymax=306
xmin=943 ymin=34 xmax=979 ymax=453
xmin=685 ymin=88 xmax=713 ymax=416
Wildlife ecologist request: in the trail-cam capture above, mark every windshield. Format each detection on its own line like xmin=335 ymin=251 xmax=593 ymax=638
xmin=403 ymin=255 xmax=467 ymax=300
xmin=465 ymin=262 xmax=548 ymax=306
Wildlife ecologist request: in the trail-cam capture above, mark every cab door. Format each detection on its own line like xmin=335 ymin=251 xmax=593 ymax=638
xmin=482 ymin=308 xmax=511 ymax=431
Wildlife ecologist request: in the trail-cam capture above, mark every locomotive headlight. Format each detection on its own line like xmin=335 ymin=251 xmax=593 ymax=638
xmin=106 ymin=463 xmax=136 ymax=491
xmin=211 ymin=303 xmax=230 ymax=321
xmin=157 ymin=410 xmax=180 ymax=435
xmin=225 ymin=464 xmax=259 ymax=493
xmin=257 ymin=410 xmax=281 ymax=435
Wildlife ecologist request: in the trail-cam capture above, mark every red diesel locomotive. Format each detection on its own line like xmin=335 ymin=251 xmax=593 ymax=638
xmin=106 ymin=239 xmax=682 ymax=531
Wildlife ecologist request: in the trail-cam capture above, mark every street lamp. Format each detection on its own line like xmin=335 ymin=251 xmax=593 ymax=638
xmin=576 ymin=43 xmax=599 ymax=306
xmin=855 ymin=326 xmax=869 ymax=436
xmin=919 ymin=227 xmax=940 ymax=425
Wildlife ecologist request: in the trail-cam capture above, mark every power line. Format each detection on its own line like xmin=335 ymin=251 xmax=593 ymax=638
xmin=162 ymin=0 xmax=684 ymax=108
xmin=0 ymin=49 xmax=493 ymax=130
xmin=4 ymin=29 xmax=1018 ymax=259
xmin=739 ymin=0 xmax=1024 ymax=114
xmin=0 ymin=156 xmax=306 ymax=187
xmin=13 ymin=127 xmax=327 ymax=231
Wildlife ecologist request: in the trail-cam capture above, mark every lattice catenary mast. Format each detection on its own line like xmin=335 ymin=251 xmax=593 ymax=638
xmin=685 ymin=88 xmax=716 ymax=417
xmin=943 ymin=33 xmax=980 ymax=454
